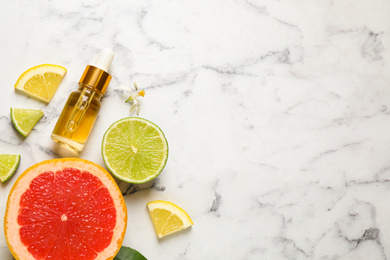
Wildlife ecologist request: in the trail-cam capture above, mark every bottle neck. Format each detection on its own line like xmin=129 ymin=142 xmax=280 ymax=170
xmin=79 ymin=65 xmax=111 ymax=94
xmin=77 ymin=83 xmax=103 ymax=100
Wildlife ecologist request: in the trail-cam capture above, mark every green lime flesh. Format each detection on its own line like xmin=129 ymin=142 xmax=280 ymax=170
xmin=0 ymin=154 xmax=21 ymax=183
xmin=102 ymin=117 xmax=168 ymax=184
xmin=11 ymin=108 xmax=44 ymax=137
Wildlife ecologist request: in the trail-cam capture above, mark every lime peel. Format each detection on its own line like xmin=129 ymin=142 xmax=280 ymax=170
xmin=11 ymin=108 xmax=44 ymax=137
xmin=102 ymin=117 xmax=168 ymax=184
xmin=0 ymin=154 xmax=21 ymax=183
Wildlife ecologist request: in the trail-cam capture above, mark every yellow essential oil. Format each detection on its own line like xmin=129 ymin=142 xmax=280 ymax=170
xmin=51 ymin=49 xmax=113 ymax=152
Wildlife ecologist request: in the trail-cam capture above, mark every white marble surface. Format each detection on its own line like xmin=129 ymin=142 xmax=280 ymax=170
xmin=1 ymin=0 xmax=390 ymax=259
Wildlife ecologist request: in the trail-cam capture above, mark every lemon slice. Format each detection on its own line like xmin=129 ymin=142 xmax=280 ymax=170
xmin=147 ymin=200 xmax=193 ymax=239
xmin=11 ymin=108 xmax=44 ymax=137
xmin=14 ymin=64 xmax=66 ymax=103
xmin=0 ymin=154 xmax=20 ymax=183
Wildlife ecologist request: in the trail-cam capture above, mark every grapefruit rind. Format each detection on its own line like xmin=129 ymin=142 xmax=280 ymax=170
xmin=4 ymin=158 xmax=127 ymax=260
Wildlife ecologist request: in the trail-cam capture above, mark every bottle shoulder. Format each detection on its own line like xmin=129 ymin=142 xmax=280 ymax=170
xmin=73 ymin=85 xmax=103 ymax=100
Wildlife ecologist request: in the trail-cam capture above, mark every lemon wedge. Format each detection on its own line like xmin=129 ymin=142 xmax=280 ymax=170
xmin=14 ymin=64 xmax=66 ymax=103
xmin=147 ymin=200 xmax=193 ymax=239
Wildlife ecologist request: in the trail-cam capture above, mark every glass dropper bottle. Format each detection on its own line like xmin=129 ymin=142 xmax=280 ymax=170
xmin=51 ymin=48 xmax=114 ymax=152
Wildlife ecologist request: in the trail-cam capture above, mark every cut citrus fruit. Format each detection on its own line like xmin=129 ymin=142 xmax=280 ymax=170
xmin=11 ymin=108 xmax=44 ymax=137
xmin=147 ymin=200 xmax=193 ymax=239
xmin=4 ymin=158 xmax=127 ymax=260
xmin=102 ymin=117 xmax=168 ymax=184
xmin=14 ymin=64 xmax=67 ymax=103
xmin=0 ymin=154 xmax=21 ymax=183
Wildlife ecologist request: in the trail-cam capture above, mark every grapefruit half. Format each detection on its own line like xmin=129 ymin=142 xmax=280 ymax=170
xmin=4 ymin=158 xmax=127 ymax=260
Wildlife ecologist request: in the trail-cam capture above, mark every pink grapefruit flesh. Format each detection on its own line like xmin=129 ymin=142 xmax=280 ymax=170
xmin=4 ymin=158 xmax=127 ymax=260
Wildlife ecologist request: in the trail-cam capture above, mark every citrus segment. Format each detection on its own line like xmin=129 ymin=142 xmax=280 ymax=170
xmin=0 ymin=154 xmax=21 ymax=183
xmin=147 ymin=200 xmax=193 ymax=239
xmin=4 ymin=158 xmax=127 ymax=260
xmin=14 ymin=64 xmax=66 ymax=103
xmin=11 ymin=108 xmax=44 ymax=137
xmin=102 ymin=117 xmax=168 ymax=184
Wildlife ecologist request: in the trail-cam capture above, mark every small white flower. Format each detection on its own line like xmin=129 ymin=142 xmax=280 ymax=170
xmin=119 ymin=82 xmax=145 ymax=115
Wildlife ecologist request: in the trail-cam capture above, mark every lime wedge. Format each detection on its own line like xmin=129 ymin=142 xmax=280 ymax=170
xmin=11 ymin=108 xmax=44 ymax=137
xmin=0 ymin=154 xmax=21 ymax=183
xmin=102 ymin=117 xmax=168 ymax=184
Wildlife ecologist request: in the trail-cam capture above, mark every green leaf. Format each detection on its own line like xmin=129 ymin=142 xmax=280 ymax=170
xmin=114 ymin=246 xmax=147 ymax=260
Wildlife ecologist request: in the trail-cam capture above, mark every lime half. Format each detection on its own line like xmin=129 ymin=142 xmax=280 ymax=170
xmin=0 ymin=154 xmax=21 ymax=183
xmin=11 ymin=108 xmax=44 ymax=137
xmin=102 ymin=117 xmax=168 ymax=184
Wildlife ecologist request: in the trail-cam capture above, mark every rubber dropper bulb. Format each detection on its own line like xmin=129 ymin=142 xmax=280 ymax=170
xmin=92 ymin=48 xmax=114 ymax=73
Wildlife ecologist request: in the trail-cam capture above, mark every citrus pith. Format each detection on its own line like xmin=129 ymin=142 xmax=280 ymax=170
xmin=4 ymin=158 xmax=127 ymax=260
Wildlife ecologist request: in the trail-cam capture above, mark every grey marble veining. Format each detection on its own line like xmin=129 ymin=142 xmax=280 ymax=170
xmin=1 ymin=0 xmax=390 ymax=259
